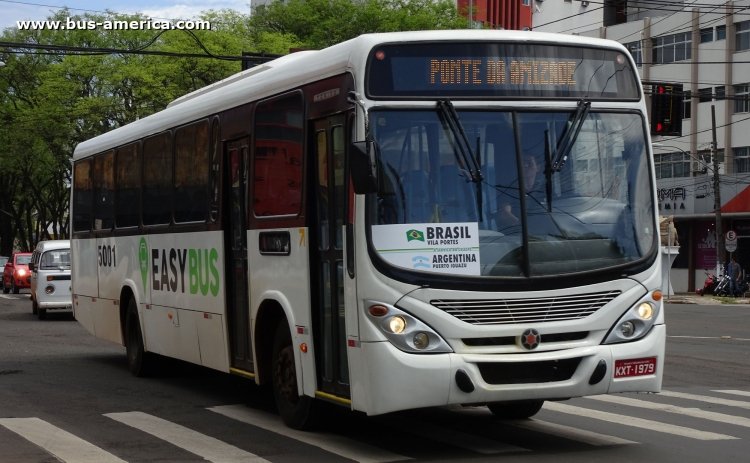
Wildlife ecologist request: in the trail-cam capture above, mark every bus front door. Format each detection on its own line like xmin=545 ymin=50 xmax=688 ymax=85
xmin=311 ymin=116 xmax=350 ymax=399
xmin=225 ymin=138 xmax=253 ymax=372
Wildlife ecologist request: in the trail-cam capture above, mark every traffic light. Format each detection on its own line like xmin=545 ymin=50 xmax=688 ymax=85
xmin=650 ymin=82 xmax=683 ymax=136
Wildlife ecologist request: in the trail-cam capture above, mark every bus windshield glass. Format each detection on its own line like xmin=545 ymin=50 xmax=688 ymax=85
xmin=368 ymin=109 xmax=655 ymax=278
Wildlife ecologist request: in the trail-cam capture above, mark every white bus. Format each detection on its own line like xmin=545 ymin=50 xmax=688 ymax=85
xmin=71 ymin=30 xmax=664 ymax=429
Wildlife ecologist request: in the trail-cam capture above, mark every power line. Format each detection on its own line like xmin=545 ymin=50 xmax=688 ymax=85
xmin=0 ymin=39 xmax=244 ymax=60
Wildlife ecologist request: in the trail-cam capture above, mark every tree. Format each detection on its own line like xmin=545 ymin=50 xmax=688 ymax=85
xmin=248 ymin=0 xmax=467 ymax=49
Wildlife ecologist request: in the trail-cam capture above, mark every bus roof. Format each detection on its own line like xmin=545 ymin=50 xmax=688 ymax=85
xmin=72 ymin=30 xmax=629 ymax=160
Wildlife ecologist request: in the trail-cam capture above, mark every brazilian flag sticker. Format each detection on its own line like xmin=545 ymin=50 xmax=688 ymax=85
xmin=406 ymin=229 xmax=425 ymax=242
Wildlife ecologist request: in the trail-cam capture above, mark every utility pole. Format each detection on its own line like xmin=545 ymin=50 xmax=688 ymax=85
xmin=712 ymin=105 xmax=724 ymax=275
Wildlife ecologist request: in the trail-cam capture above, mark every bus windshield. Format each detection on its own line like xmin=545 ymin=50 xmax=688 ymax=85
xmin=368 ymin=108 xmax=655 ymax=278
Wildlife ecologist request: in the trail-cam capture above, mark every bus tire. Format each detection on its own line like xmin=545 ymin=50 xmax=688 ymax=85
xmin=487 ymin=400 xmax=544 ymax=419
xmin=125 ymin=300 xmax=153 ymax=377
xmin=32 ymin=298 xmax=38 ymax=315
xmin=11 ymin=280 xmax=19 ymax=294
xmin=38 ymin=307 xmax=47 ymax=320
xmin=271 ymin=322 xmax=319 ymax=430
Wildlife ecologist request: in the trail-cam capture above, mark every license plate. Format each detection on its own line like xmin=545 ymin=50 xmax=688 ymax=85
xmin=614 ymin=357 xmax=657 ymax=378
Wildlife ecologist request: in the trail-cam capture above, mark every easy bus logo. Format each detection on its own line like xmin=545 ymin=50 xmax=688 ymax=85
xmin=139 ymin=238 xmax=149 ymax=290
xmin=149 ymin=246 xmax=221 ymax=297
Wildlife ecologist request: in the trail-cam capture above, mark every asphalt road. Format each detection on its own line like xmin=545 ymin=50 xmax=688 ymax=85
xmin=1 ymin=292 xmax=749 ymax=463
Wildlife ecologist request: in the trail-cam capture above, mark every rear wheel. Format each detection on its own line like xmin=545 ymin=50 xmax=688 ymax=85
xmin=32 ymin=298 xmax=38 ymax=315
xmin=488 ymin=400 xmax=544 ymax=419
xmin=125 ymin=299 xmax=154 ymax=377
xmin=271 ymin=321 xmax=319 ymax=429
xmin=37 ymin=306 xmax=47 ymax=320
xmin=11 ymin=280 xmax=18 ymax=294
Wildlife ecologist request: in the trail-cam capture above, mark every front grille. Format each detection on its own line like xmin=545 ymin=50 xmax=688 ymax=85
xmin=432 ymin=290 xmax=620 ymax=325
xmin=462 ymin=331 xmax=589 ymax=347
xmin=477 ymin=358 xmax=582 ymax=384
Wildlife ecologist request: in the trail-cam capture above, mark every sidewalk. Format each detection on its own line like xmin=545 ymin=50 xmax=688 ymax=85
xmin=666 ymin=293 xmax=750 ymax=304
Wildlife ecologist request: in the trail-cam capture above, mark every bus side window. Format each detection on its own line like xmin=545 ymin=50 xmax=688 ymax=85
xmin=73 ymin=159 xmax=93 ymax=232
xmin=93 ymin=150 xmax=115 ymax=231
xmin=174 ymin=119 xmax=210 ymax=223
xmin=253 ymin=92 xmax=304 ymax=217
xmin=142 ymin=132 xmax=173 ymax=226
xmin=115 ymin=142 xmax=141 ymax=228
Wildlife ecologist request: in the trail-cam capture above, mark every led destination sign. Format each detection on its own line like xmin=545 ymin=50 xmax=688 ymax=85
xmin=367 ymin=42 xmax=639 ymax=99
xmin=428 ymin=58 xmax=578 ymax=86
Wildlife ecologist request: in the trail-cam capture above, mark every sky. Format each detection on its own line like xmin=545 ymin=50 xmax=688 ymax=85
xmin=0 ymin=0 xmax=254 ymax=30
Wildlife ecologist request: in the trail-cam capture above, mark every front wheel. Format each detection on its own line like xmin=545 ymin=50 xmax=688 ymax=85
xmin=488 ymin=400 xmax=544 ymax=419
xmin=271 ymin=321 xmax=319 ymax=430
xmin=125 ymin=299 xmax=154 ymax=377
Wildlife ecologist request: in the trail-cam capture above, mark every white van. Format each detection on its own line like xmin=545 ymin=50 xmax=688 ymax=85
xmin=30 ymin=240 xmax=72 ymax=319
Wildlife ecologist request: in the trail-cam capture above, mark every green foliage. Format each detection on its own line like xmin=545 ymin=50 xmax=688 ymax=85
xmin=249 ymin=0 xmax=467 ymax=49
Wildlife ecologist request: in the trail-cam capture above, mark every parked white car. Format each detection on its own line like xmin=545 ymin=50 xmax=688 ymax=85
xmin=30 ymin=240 xmax=72 ymax=319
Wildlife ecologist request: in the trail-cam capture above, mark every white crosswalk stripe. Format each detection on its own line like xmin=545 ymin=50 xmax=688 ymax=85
xmin=208 ymin=404 xmax=411 ymax=462
xmin=0 ymin=417 xmax=126 ymax=463
xmin=588 ymin=394 xmax=750 ymax=428
xmin=514 ymin=419 xmax=638 ymax=446
xmin=543 ymin=401 xmax=738 ymax=440
xmin=714 ymin=389 xmax=750 ymax=398
xmin=658 ymin=390 xmax=750 ymax=409
xmin=105 ymin=411 xmax=269 ymax=463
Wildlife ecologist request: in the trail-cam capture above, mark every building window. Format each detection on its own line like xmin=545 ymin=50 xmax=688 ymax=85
xmin=735 ymin=146 xmax=750 ymax=173
xmin=698 ymin=87 xmax=713 ymax=102
xmin=715 ymin=85 xmax=725 ymax=101
xmin=737 ymin=20 xmax=750 ymax=51
xmin=625 ymin=40 xmax=642 ymax=67
xmin=683 ymin=90 xmax=691 ymax=119
xmin=521 ymin=0 xmax=530 ymax=5
xmin=652 ymin=32 xmax=691 ymax=64
xmin=700 ymin=27 xmax=713 ymax=43
xmin=735 ymin=84 xmax=750 ymax=113
xmin=716 ymin=25 xmax=726 ymax=40
xmin=655 ymin=151 xmax=691 ymax=179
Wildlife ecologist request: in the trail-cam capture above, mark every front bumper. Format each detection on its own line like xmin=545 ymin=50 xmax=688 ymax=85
xmin=353 ymin=324 xmax=665 ymax=415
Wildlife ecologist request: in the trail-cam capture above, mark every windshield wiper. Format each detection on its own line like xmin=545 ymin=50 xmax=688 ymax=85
xmin=437 ymin=100 xmax=482 ymax=183
xmin=436 ymin=99 xmax=484 ymax=220
xmin=552 ymin=99 xmax=590 ymax=172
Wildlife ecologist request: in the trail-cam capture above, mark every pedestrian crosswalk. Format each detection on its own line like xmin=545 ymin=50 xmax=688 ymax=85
xmin=2 ymin=388 xmax=750 ymax=463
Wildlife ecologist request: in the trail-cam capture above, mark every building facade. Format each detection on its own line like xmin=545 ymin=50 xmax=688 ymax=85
xmin=533 ymin=0 xmax=750 ymax=292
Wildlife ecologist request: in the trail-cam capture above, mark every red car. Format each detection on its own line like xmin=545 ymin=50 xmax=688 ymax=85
xmin=3 ymin=252 xmax=32 ymax=294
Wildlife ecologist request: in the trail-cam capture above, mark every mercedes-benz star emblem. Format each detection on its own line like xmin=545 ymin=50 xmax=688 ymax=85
xmin=520 ymin=328 xmax=540 ymax=350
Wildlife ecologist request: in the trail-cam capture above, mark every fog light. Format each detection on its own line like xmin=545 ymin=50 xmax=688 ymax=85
xmin=45 ymin=285 xmax=55 ymax=295
xmin=637 ymin=302 xmax=654 ymax=320
xmin=413 ymin=332 xmax=430 ymax=349
xmin=620 ymin=321 xmax=635 ymax=337
xmin=387 ymin=316 xmax=406 ymax=334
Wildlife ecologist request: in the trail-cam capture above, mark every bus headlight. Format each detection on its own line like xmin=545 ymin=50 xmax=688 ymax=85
xmin=387 ymin=316 xmax=406 ymax=334
xmin=603 ymin=295 xmax=660 ymax=345
xmin=366 ymin=302 xmax=452 ymax=353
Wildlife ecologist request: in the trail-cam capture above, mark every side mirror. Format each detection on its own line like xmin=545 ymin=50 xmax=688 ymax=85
xmin=350 ymin=140 xmax=379 ymax=194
